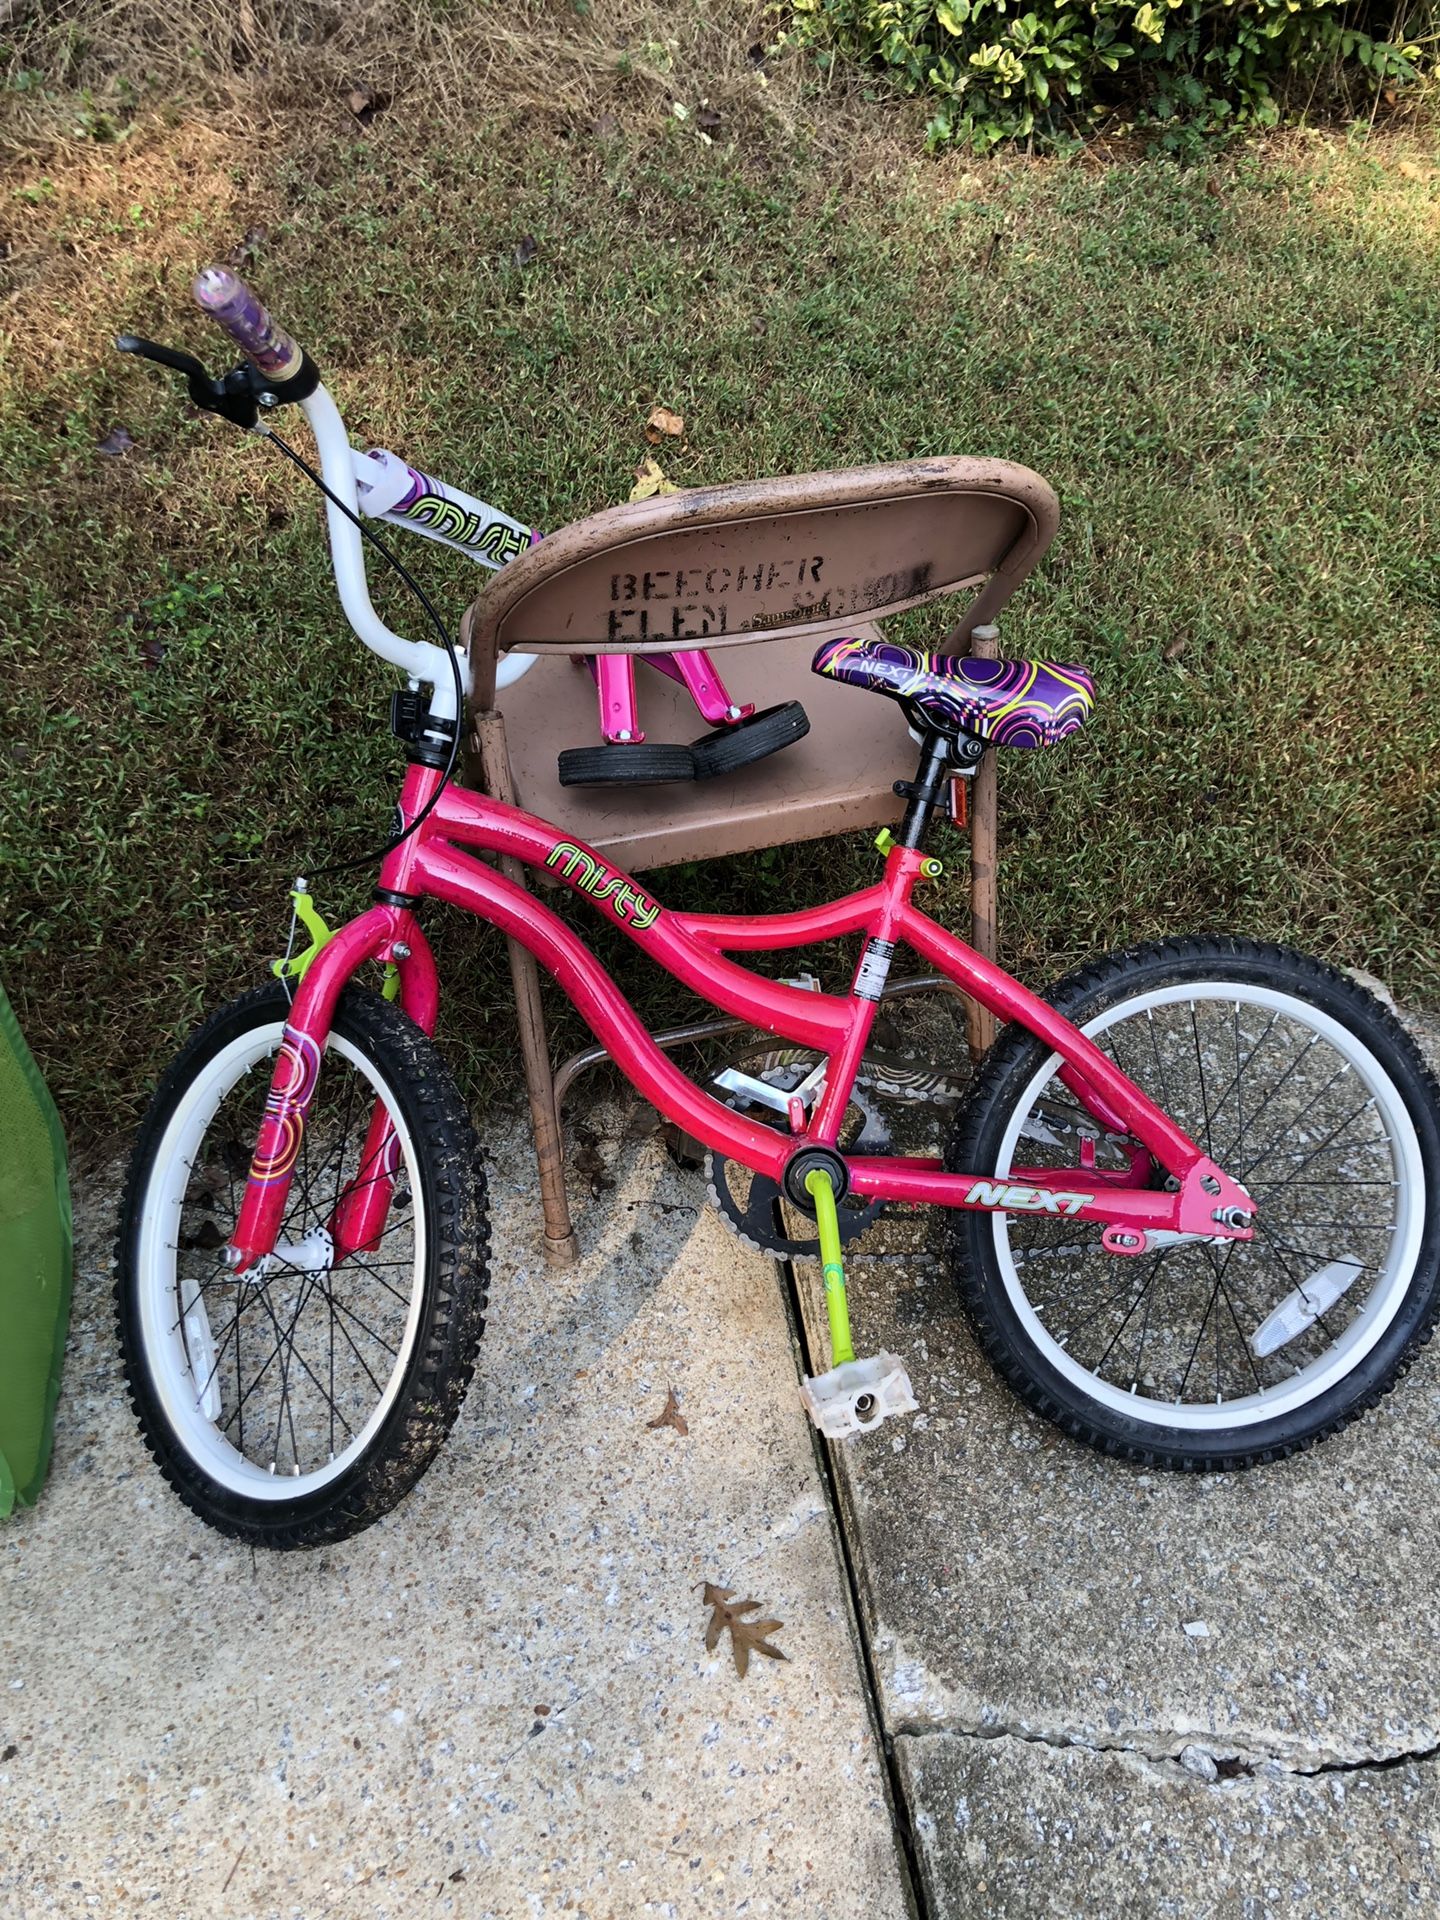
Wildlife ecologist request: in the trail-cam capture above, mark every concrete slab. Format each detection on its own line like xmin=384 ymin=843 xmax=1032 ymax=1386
xmin=780 ymin=988 xmax=1440 ymax=1913
xmin=1 ymin=1106 xmax=911 ymax=1920
xmin=794 ymin=1215 xmax=1440 ymax=1766
xmin=785 ymin=987 xmax=1440 ymax=1772
xmin=894 ymin=1728 xmax=1440 ymax=1920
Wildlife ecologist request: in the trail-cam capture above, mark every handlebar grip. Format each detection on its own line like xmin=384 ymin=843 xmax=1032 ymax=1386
xmin=192 ymin=266 xmax=305 ymax=382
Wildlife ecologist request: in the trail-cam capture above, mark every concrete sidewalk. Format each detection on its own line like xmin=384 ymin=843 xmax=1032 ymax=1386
xmin=1 ymin=1109 xmax=911 ymax=1918
xmin=7 ymin=1063 xmax=1440 ymax=1918
xmin=784 ymin=987 xmax=1440 ymax=1916
xmin=793 ymin=1199 xmax=1440 ymax=1916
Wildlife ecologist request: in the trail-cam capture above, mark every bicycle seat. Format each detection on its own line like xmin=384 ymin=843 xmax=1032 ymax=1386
xmin=811 ymin=636 xmax=1094 ymax=748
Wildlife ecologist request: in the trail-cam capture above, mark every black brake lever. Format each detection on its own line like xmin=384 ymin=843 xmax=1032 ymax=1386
xmin=114 ymin=333 xmax=261 ymax=430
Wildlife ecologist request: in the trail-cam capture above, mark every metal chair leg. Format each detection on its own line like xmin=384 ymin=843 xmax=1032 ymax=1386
xmin=505 ymin=928 xmax=580 ymax=1267
xmin=470 ymin=701 xmax=580 ymax=1267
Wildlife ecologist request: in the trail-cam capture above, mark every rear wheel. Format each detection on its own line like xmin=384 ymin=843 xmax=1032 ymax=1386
xmin=117 ymin=984 xmax=488 ymax=1546
xmin=947 ymin=938 xmax=1440 ymax=1468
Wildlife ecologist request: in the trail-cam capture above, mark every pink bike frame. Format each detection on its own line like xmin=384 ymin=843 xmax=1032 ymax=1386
xmin=228 ymin=763 xmax=1255 ymax=1270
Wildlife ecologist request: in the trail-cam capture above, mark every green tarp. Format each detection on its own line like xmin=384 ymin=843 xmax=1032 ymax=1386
xmin=0 ymin=983 xmax=71 ymax=1515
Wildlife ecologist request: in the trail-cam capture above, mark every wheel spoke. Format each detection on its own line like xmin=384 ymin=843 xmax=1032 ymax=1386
xmin=1240 ymin=1097 xmax=1380 ymax=1185
xmin=1188 ymin=1001 xmax=1216 ymax=1159
xmin=1176 ymin=1273 xmax=1222 ymax=1401
xmin=1205 ymin=1243 xmax=1265 ymax=1397
xmin=1213 ymin=1030 xmax=1318 ymax=1171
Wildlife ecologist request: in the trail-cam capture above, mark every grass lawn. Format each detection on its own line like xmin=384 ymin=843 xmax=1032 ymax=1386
xmin=3 ymin=2 xmax=1440 ymax=1139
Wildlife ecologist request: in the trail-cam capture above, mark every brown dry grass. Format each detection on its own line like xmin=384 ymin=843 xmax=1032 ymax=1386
xmin=2 ymin=0 xmax=844 ymax=153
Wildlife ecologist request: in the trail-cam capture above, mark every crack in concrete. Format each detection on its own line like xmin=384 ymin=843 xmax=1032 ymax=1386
xmin=890 ymin=1714 xmax=1440 ymax=1783
xmin=773 ymin=1244 xmax=930 ymax=1920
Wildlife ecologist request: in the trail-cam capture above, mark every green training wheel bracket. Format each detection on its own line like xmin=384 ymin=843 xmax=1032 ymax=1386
xmin=804 ymin=1167 xmax=856 ymax=1368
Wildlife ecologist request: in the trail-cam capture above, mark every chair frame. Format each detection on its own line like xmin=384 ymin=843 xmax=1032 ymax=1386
xmin=461 ymin=457 xmax=1061 ymax=1264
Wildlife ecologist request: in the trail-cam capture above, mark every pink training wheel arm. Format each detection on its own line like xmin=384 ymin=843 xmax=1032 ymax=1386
xmin=192 ymin=266 xmax=306 ymax=382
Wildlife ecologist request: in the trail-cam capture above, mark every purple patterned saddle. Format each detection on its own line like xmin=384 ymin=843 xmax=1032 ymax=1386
xmin=811 ymin=636 xmax=1094 ymax=749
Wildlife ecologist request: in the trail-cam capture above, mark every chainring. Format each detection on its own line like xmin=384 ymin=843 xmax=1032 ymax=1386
xmin=704 ymin=1045 xmax=891 ymax=1260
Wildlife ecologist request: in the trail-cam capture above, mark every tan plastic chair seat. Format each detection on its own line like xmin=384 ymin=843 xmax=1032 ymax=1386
xmin=495 ymin=623 xmax=905 ymax=871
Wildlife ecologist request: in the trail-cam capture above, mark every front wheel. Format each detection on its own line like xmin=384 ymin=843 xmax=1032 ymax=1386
xmin=946 ymin=938 xmax=1440 ymax=1469
xmin=117 ymin=984 xmax=489 ymax=1546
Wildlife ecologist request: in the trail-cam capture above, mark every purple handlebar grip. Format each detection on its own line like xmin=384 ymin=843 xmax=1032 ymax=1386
xmin=193 ymin=266 xmax=304 ymax=381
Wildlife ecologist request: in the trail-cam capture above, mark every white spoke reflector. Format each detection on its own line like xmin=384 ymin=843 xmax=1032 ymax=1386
xmin=1249 ymin=1258 xmax=1364 ymax=1358
xmin=180 ymin=1277 xmax=221 ymax=1421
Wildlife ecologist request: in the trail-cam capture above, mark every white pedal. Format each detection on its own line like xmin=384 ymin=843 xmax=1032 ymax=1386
xmin=800 ymin=1353 xmax=918 ymax=1439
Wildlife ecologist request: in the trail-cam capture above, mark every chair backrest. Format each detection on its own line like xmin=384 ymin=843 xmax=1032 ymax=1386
xmin=465 ymin=457 xmax=1058 ymax=703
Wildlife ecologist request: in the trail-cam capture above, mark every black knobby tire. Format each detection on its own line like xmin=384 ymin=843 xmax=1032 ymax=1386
xmin=690 ymin=702 xmax=811 ymax=779
xmin=946 ymin=937 xmax=1440 ymax=1470
xmin=557 ymin=742 xmax=696 ymax=786
xmin=117 ymin=983 xmax=489 ymax=1547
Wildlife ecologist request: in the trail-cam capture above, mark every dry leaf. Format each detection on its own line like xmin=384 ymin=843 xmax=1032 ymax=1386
xmin=178 ymin=1219 xmax=226 ymax=1252
xmin=977 ymin=229 xmax=1005 ymax=273
xmin=645 ymin=404 xmax=684 ymax=442
xmin=1162 ymin=638 xmax=1186 ymax=662
xmin=622 ymin=1102 xmax=661 ymax=1141
xmin=570 ymin=1121 xmax=613 ymax=1195
xmin=701 ymin=1582 xmax=788 ymax=1679
xmin=1398 ymin=160 xmax=1436 ymax=183
xmin=629 ymin=456 xmax=682 ymax=501
xmin=647 ymin=1387 xmax=689 ymax=1436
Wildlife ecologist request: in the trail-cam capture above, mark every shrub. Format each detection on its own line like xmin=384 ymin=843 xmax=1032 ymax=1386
xmin=787 ymin=1 xmax=1428 ymax=151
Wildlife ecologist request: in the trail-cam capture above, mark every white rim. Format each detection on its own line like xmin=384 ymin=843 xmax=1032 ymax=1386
xmin=134 ymin=1020 xmax=427 ymax=1498
xmin=990 ymin=981 xmax=1425 ymax=1431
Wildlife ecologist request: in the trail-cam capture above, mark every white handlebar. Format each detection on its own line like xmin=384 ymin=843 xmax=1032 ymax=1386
xmin=295 ymin=385 xmax=535 ymax=722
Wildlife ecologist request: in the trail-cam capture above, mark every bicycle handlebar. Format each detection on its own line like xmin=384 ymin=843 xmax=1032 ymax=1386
xmin=193 ymin=266 xmax=306 ymax=383
xmin=122 ymin=264 xmax=519 ymax=714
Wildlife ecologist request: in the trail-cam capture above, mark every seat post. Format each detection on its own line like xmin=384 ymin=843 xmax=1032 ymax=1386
xmin=895 ymin=731 xmax=955 ymax=850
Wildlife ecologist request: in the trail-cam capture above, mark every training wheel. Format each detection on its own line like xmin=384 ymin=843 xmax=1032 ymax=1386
xmin=557 ymin=742 xmax=697 ymax=787
xmin=690 ymin=702 xmax=810 ymax=779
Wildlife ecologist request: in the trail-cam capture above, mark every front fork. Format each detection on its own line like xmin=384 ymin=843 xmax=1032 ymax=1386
xmin=225 ymin=902 xmax=439 ymax=1273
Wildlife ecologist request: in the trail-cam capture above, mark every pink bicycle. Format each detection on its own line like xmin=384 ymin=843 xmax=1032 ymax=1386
xmin=116 ymin=271 xmax=1440 ymax=1548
